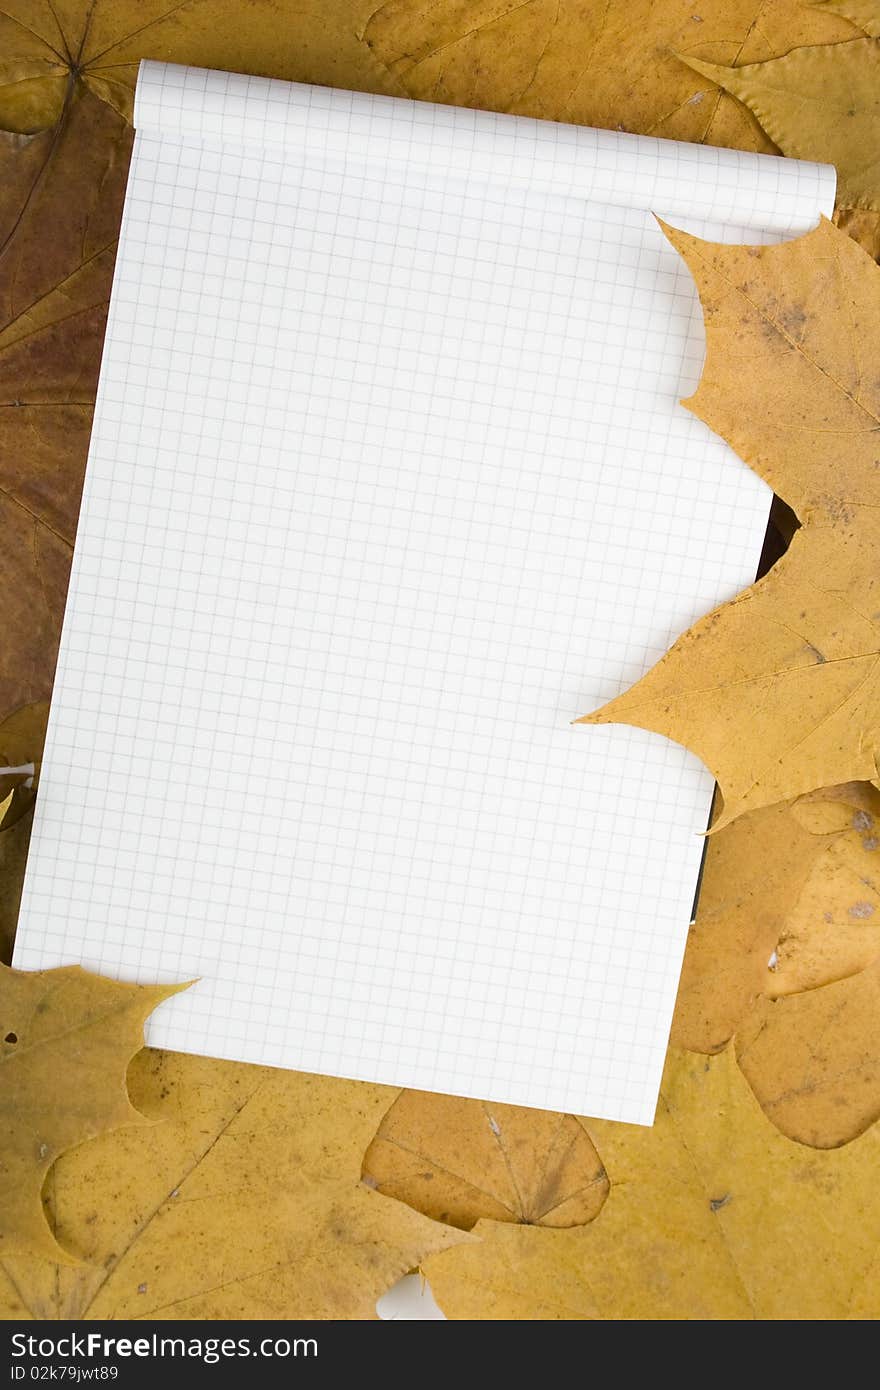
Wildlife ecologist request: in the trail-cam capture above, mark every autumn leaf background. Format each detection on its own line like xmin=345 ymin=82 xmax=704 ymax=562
xmin=3 ymin=0 xmax=880 ymax=1320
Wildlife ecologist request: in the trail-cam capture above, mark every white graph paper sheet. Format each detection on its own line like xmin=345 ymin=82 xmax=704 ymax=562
xmin=13 ymin=62 xmax=836 ymax=1123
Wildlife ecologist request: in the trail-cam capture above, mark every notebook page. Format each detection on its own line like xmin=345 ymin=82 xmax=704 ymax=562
xmin=13 ymin=62 xmax=836 ymax=1124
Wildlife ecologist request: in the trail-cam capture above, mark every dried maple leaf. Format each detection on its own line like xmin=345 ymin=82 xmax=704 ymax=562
xmin=771 ymin=784 xmax=880 ymax=991
xmin=580 ymin=217 xmax=880 ymax=826
xmin=363 ymin=0 xmax=857 ymax=152
xmin=0 ymin=0 xmax=403 ymax=133
xmin=680 ymin=38 xmax=880 ymax=211
xmin=671 ymin=781 xmax=880 ymax=1146
xmin=363 ymin=1091 xmax=609 ymax=1230
xmin=736 ymin=958 xmax=880 ymax=1148
xmin=672 ymin=799 xmax=817 ymax=1053
xmin=0 ymin=1049 xmax=466 ymax=1319
xmin=674 ymin=782 xmax=880 ymax=1056
xmin=418 ymin=1045 xmax=880 ymax=1319
xmin=0 ymin=964 xmax=183 ymax=1263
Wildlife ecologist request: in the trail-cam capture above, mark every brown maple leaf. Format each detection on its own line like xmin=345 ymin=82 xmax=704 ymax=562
xmin=0 ymin=87 xmax=131 ymax=726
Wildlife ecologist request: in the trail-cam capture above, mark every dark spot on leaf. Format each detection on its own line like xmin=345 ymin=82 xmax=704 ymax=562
xmin=710 ymin=1194 xmax=731 ymax=1211
xmin=848 ymin=902 xmax=875 ymax=919
xmin=778 ymin=304 xmax=807 ymax=338
xmin=4 ymin=1032 xmax=17 ymax=1044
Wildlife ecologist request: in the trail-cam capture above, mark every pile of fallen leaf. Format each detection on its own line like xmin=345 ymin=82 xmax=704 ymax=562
xmin=2 ymin=0 xmax=880 ymax=1320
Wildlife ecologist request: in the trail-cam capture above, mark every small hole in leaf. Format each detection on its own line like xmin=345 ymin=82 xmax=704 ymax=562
xmin=4 ymin=1032 xmax=17 ymax=1044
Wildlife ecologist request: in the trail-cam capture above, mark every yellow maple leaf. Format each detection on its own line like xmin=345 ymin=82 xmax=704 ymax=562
xmin=0 ymin=964 xmax=183 ymax=1262
xmin=363 ymin=1090 xmax=609 ymax=1230
xmin=579 ymin=217 xmax=880 ymax=826
xmin=672 ymin=782 xmax=880 ymax=1147
xmin=763 ymin=783 xmax=880 ymax=992
xmin=418 ymin=1046 xmax=880 ymax=1319
xmin=0 ymin=1048 xmax=467 ymax=1319
xmin=674 ymin=783 xmax=880 ymax=1052
xmin=363 ymin=0 xmax=857 ymax=152
xmin=680 ymin=37 xmax=880 ymax=210
xmin=736 ymin=957 xmax=880 ymax=1148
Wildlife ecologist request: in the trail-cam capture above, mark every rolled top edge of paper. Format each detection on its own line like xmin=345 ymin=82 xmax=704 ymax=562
xmin=133 ymin=59 xmax=836 ymax=236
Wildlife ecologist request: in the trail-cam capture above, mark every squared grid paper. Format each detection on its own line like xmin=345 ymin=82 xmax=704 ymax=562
xmin=13 ymin=62 xmax=836 ymax=1124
